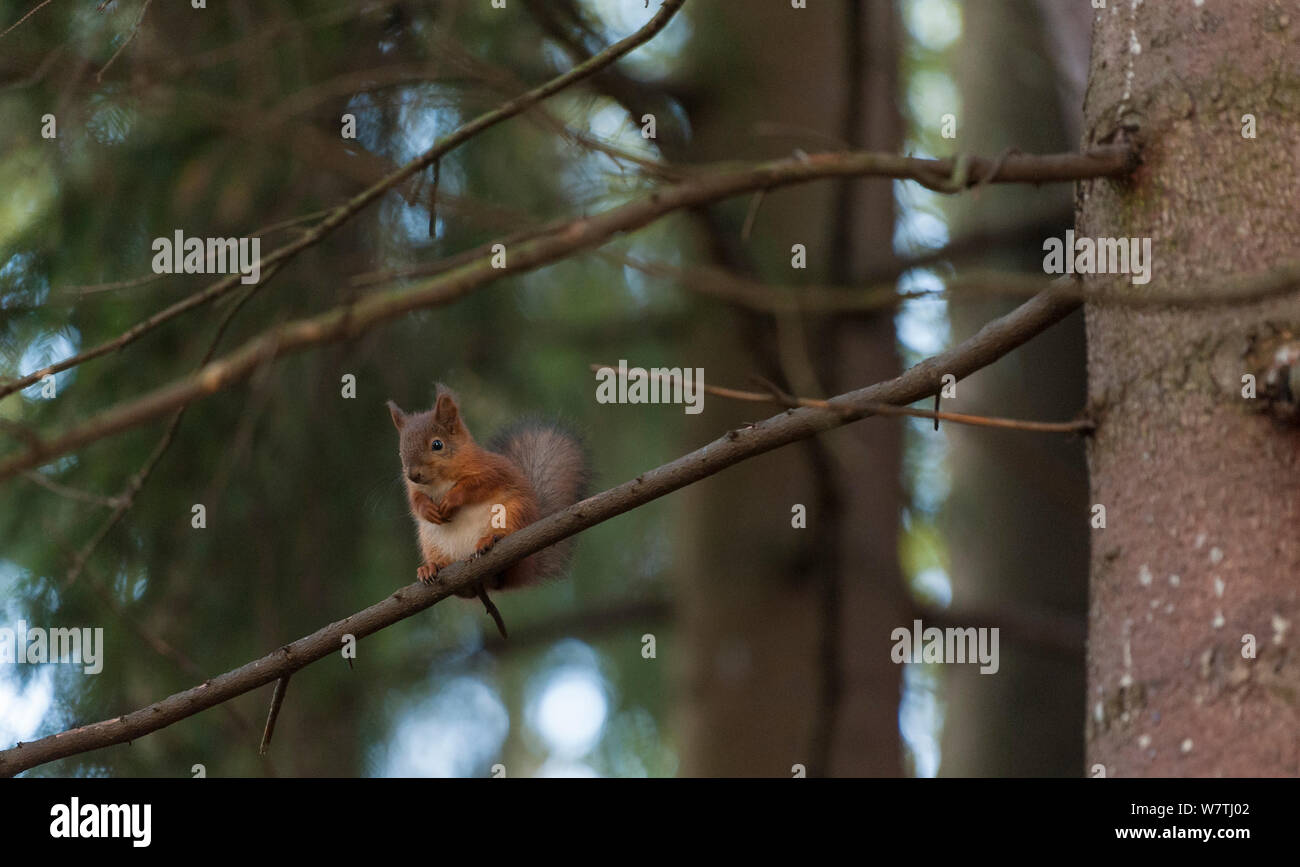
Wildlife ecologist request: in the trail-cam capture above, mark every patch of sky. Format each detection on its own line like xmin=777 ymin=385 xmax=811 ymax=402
xmin=375 ymin=674 xmax=510 ymax=777
xmin=19 ymin=325 xmax=81 ymax=401
xmin=0 ymin=561 xmax=54 ymax=748
xmin=900 ymin=662 xmax=944 ymax=777
xmin=524 ymin=640 xmax=611 ymax=765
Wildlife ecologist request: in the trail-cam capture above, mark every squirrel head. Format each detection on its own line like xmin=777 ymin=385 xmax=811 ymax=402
xmin=386 ymin=386 xmax=472 ymax=488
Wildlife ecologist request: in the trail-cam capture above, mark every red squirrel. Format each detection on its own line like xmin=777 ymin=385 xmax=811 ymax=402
xmin=387 ymin=386 xmax=587 ymax=620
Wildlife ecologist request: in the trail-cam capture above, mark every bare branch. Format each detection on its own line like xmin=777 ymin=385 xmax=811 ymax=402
xmin=20 ymin=471 xmax=122 ymax=508
xmin=475 ymin=584 xmax=509 ymax=639
xmin=54 ymin=272 xmax=166 ymax=299
xmin=0 ymin=281 xmax=1081 ymax=776
xmin=96 ymin=0 xmax=153 ymax=83
xmin=258 ymin=676 xmax=291 ymax=756
xmin=590 ymin=363 xmax=1093 ymax=433
xmin=0 ymin=0 xmax=54 ymax=41
xmin=0 ymin=146 xmax=1133 ymax=482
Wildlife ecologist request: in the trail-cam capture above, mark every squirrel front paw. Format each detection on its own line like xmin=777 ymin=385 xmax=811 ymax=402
xmin=413 ymin=492 xmax=452 ymax=524
xmin=417 ymin=562 xmax=440 ymax=584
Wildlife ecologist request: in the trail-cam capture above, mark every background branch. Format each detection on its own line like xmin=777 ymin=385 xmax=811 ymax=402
xmin=0 ymin=146 xmax=1131 ymax=482
xmin=589 ymin=363 xmax=1092 ymax=433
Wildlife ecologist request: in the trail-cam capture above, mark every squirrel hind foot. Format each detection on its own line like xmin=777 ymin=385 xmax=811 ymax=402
xmin=472 ymin=533 xmax=504 ymax=558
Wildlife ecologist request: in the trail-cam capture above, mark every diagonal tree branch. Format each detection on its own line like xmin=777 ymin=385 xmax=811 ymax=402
xmin=0 ymin=280 xmax=1081 ymax=777
xmin=0 ymin=0 xmax=689 ymax=402
xmin=0 ymin=145 xmax=1134 ymax=482
xmin=95 ymin=0 xmax=153 ymax=82
xmin=588 ymin=362 xmax=1094 ymax=433
xmin=0 ymin=0 xmax=54 ymax=41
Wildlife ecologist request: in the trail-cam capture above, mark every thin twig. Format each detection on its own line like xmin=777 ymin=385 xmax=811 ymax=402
xmin=349 ymin=215 xmax=576 ymax=287
xmin=0 ymin=39 xmax=66 ymax=92
xmin=0 ymin=0 xmax=53 ymax=41
xmin=259 ymin=676 xmax=291 ymax=756
xmin=740 ymin=189 xmax=766 ymax=241
xmin=21 ymin=470 xmax=122 ymax=508
xmin=250 ymin=207 xmax=334 ymax=238
xmin=475 ymin=583 xmax=509 ymax=639
xmin=590 ymin=363 xmax=1094 ymax=434
xmin=969 ymin=145 xmax=1021 ymax=196
xmin=96 ymin=0 xmax=153 ymax=83
xmin=55 ymin=272 xmax=167 ymax=298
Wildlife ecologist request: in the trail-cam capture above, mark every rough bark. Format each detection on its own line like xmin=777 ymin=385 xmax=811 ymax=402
xmin=1082 ymin=0 xmax=1300 ymax=776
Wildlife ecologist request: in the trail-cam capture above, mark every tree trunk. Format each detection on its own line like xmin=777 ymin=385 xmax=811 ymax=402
xmin=675 ymin=0 xmax=904 ymax=777
xmin=1082 ymin=0 xmax=1300 ymax=776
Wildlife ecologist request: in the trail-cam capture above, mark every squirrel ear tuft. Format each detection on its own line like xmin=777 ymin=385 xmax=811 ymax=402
xmin=387 ymin=400 xmax=406 ymax=431
xmin=433 ymin=390 xmax=460 ymax=427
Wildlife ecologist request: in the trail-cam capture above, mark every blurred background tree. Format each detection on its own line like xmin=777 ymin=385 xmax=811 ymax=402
xmin=0 ymin=0 xmax=1089 ymax=777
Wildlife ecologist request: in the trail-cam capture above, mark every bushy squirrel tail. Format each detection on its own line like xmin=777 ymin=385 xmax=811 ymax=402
xmin=489 ymin=418 xmax=590 ymax=580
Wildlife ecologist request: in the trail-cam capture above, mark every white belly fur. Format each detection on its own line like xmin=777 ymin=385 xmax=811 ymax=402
xmin=416 ymin=499 xmax=495 ymax=561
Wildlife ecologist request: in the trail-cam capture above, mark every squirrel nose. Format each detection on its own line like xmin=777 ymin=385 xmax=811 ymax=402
xmin=407 ymin=470 xmax=422 ymax=483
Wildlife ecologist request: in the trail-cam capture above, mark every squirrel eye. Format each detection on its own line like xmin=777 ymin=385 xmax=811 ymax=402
xmin=431 ymin=439 xmax=444 ymax=452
